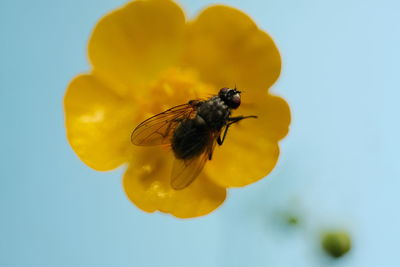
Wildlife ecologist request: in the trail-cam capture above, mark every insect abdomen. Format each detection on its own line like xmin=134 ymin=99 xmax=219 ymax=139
xmin=171 ymin=116 xmax=209 ymax=160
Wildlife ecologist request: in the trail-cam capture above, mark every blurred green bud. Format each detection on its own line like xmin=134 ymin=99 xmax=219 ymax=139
xmin=321 ymin=231 xmax=351 ymax=258
xmin=286 ymin=214 xmax=299 ymax=226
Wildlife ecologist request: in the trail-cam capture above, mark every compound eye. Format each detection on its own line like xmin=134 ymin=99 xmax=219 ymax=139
xmin=231 ymin=93 xmax=241 ymax=108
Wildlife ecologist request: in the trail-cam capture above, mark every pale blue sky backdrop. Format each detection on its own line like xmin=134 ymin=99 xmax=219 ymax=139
xmin=1 ymin=0 xmax=399 ymax=266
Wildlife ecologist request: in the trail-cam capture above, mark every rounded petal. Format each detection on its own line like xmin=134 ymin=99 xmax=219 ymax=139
xmin=205 ymin=94 xmax=291 ymax=187
xmin=183 ymin=5 xmax=281 ymax=97
xmin=89 ymin=0 xmax=185 ymax=97
xmin=64 ymin=74 xmax=136 ymax=170
xmin=123 ymin=147 xmax=226 ymax=218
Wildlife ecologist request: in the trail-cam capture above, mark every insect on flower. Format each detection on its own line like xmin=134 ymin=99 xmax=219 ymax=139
xmin=131 ymin=88 xmax=257 ymax=190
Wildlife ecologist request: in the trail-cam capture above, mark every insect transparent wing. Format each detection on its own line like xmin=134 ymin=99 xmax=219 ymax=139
xmin=170 ymin=154 xmax=209 ymax=190
xmin=170 ymin=137 xmax=215 ymax=190
xmin=131 ymin=104 xmax=196 ymax=146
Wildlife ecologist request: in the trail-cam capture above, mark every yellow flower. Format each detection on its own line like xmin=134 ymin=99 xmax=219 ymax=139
xmin=64 ymin=0 xmax=290 ymax=218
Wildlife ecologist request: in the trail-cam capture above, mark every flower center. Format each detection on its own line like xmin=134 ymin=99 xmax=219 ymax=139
xmin=137 ymin=68 xmax=213 ymax=122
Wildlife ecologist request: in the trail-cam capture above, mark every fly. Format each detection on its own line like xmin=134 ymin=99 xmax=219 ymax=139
xmin=131 ymin=88 xmax=257 ymax=190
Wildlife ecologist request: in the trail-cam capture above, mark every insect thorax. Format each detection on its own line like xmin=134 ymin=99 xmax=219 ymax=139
xmin=196 ymin=96 xmax=230 ymax=130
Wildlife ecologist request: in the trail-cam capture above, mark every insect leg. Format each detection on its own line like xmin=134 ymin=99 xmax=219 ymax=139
xmin=217 ymin=124 xmax=231 ymax=146
xmin=227 ymin=115 xmax=257 ymax=123
xmin=217 ymin=115 xmax=258 ymax=146
xmin=208 ymin=150 xmax=213 ymax=160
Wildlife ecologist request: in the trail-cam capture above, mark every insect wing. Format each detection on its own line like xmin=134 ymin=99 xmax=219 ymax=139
xmin=131 ymin=104 xmax=196 ymax=146
xmin=170 ymin=135 xmax=216 ymax=190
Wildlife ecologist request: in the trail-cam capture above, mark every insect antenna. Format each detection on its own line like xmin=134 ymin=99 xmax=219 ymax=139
xmin=233 ymin=83 xmax=243 ymax=93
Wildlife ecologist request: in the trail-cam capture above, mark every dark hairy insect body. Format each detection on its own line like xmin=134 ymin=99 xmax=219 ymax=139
xmin=131 ymin=88 xmax=256 ymax=190
xmin=171 ymin=96 xmax=231 ymax=160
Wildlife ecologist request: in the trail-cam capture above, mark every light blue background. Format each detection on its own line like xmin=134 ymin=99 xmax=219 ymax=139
xmin=1 ymin=0 xmax=399 ymax=266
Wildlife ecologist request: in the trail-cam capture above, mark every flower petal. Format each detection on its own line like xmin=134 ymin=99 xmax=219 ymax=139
xmin=89 ymin=0 xmax=185 ymax=97
xmin=123 ymin=147 xmax=226 ymax=218
xmin=205 ymin=94 xmax=290 ymax=187
xmin=64 ymin=74 xmax=136 ymax=170
xmin=183 ymin=5 xmax=281 ymax=97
